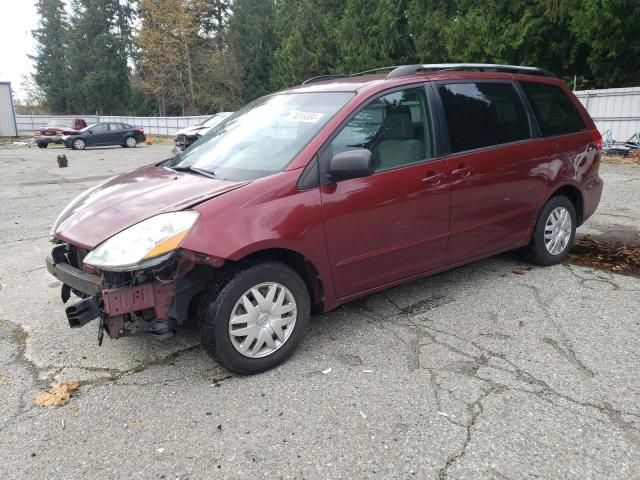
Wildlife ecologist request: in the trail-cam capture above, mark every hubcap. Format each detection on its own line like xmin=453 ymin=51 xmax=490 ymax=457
xmin=228 ymin=282 xmax=297 ymax=358
xmin=126 ymin=137 xmax=136 ymax=147
xmin=74 ymin=140 xmax=84 ymax=149
xmin=544 ymin=206 xmax=572 ymax=255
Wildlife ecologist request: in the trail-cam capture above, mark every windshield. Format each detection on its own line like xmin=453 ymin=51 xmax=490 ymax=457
xmin=82 ymin=123 xmax=98 ymax=132
xmin=47 ymin=119 xmax=74 ymax=128
xmin=173 ymin=92 xmax=354 ymax=181
xmin=202 ymin=112 xmax=232 ymax=128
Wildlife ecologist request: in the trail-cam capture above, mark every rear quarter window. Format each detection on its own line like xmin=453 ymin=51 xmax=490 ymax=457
xmin=520 ymin=82 xmax=586 ymax=137
xmin=437 ymin=82 xmax=530 ymax=153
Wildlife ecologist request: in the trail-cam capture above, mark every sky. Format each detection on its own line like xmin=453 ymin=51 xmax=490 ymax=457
xmin=0 ymin=1 xmax=38 ymax=100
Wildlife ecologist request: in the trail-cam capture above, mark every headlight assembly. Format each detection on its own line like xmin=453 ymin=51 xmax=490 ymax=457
xmin=83 ymin=211 xmax=199 ymax=271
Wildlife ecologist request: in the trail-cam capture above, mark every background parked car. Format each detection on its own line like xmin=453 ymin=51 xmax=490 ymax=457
xmin=63 ymin=122 xmax=146 ymax=150
xmin=34 ymin=118 xmax=87 ymax=148
xmin=174 ymin=112 xmax=232 ymax=151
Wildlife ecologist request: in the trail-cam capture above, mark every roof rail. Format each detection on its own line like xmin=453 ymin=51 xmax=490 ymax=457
xmin=301 ymin=75 xmax=348 ymax=85
xmin=386 ymin=63 xmax=555 ymax=79
xmin=350 ymin=66 xmax=400 ymax=76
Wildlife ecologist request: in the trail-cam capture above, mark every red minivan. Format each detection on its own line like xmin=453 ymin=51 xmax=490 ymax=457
xmin=46 ymin=64 xmax=603 ymax=374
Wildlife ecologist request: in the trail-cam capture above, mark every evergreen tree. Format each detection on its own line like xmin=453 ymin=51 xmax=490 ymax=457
xmin=271 ymin=0 xmax=344 ymax=89
xmin=66 ymin=0 xmax=133 ymax=114
xmin=227 ymin=0 xmax=277 ymax=101
xmin=31 ymin=0 xmax=70 ymax=113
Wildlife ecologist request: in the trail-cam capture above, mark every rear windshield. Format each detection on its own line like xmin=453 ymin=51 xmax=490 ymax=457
xmin=173 ymin=92 xmax=354 ymax=181
xmin=520 ymin=82 xmax=586 ymax=137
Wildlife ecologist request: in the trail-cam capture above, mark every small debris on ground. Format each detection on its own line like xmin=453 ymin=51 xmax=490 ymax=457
xmin=512 ymin=266 xmax=533 ymax=275
xmin=362 ymin=370 xmax=373 ymax=373
xmin=437 ymin=412 xmax=450 ymax=418
xmin=359 ymin=410 xmax=367 ymax=419
xmin=156 ymin=448 xmax=165 ymax=453
xmin=35 ymin=381 xmax=80 ymax=407
xmin=321 ymin=367 xmax=332 ymax=375
xmin=569 ymin=235 xmax=640 ymax=276
xmin=0 ymin=377 xmax=9 ymax=385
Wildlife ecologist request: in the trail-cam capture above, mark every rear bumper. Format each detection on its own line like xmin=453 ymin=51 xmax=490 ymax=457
xmin=35 ymin=135 xmax=63 ymax=144
xmin=582 ymin=175 xmax=604 ymax=224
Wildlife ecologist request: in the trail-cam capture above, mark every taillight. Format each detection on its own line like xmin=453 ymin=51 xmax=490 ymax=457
xmin=56 ymin=130 xmax=63 ymax=136
xmin=34 ymin=130 xmax=41 ymax=136
xmin=590 ymin=128 xmax=603 ymax=150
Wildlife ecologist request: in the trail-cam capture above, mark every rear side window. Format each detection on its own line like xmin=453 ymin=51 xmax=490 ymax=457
xmin=520 ymin=82 xmax=586 ymax=136
xmin=438 ymin=82 xmax=530 ymax=153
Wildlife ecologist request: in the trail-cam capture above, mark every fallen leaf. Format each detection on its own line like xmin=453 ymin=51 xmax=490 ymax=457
xmin=35 ymin=381 xmax=80 ymax=407
xmin=0 ymin=378 xmax=9 ymax=385
xmin=512 ymin=268 xmax=526 ymax=275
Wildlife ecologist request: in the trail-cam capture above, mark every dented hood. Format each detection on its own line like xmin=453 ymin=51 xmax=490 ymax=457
xmin=53 ymin=163 xmax=246 ymax=249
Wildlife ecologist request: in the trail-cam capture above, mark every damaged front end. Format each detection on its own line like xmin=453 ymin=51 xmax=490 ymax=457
xmin=47 ymin=243 xmax=223 ymax=344
xmin=46 ymin=223 xmax=224 ymax=344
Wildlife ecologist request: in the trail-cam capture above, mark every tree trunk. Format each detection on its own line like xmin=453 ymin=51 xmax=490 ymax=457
xmin=183 ymin=34 xmax=196 ymax=114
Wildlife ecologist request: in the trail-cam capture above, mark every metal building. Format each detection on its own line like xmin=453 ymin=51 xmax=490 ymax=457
xmin=0 ymin=82 xmax=18 ymax=137
xmin=574 ymin=86 xmax=640 ymax=142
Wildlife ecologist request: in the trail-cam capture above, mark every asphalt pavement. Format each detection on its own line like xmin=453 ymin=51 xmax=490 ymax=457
xmin=0 ymin=143 xmax=639 ymax=479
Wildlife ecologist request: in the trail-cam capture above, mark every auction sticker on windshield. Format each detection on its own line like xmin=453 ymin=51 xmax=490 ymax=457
xmin=288 ymin=111 xmax=324 ymax=123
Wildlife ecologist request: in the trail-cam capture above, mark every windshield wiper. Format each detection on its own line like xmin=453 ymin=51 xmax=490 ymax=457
xmin=172 ymin=165 xmax=216 ymax=179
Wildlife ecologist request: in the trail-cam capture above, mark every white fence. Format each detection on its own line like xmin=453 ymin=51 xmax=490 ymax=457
xmin=574 ymin=86 xmax=640 ymax=142
xmin=15 ymin=85 xmax=640 ymax=141
xmin=16 ymin=114 xmax=211 ymax=136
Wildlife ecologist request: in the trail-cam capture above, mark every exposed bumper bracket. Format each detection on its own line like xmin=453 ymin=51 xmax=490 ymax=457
xmin=46 ymin=254 xmax=102 ymax=296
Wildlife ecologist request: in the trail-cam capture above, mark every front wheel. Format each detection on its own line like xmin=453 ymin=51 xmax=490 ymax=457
xmin=37 ymin=142 xmax=47 ymax=149
xmin=72 ymin=138 xmax=86 ymax=150
xmin=524 ymin=195 xmax=576 ymax=266
xmin=124 ymin=136 xmax=137 ymax=148
xmin=200 ymin=262 xmax=310 ymax=374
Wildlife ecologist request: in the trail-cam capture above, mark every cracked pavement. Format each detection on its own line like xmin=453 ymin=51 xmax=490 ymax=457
xmin=0 ymin=145 xmax=639 ymax=479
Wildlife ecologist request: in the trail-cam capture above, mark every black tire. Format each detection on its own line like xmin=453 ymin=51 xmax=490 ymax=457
xmin=72 ymin=138 xmax=86 ymax=150
xmin=37 ymin=142 xmax=47 ymax=149
xmin=124 ymin=136 xmax=137 ymax=148
xmin=524 ymin=195 xmax=577 ymax=266
xmin=200 ymin=261 xmax=310 ymax=374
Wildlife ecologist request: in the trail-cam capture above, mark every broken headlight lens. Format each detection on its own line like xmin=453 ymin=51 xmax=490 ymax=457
xmin=83 ymin=211 xmax=199 ymax=271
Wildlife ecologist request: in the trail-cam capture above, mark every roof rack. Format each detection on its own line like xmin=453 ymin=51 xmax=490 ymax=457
xmin=386 ymin=63 xmax=555 ymax=78
xmin=350 ymin=66 xmax=400 ymax=76
xmin=301 ymin=75 xmax=348 ymax=85
xmin=300 ymin=63 xmax=555 ymax=86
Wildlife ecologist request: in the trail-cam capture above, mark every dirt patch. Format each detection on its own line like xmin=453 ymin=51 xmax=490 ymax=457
xmin=569 ymin=235 xmax=640 ymax=277
xmin=602 ymin=151 xmax=640 ymax=166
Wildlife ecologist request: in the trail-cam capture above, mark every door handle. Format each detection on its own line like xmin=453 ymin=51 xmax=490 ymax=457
xmin=451 ymin=165 xmax=472 ymax=178
xmin=422 ymin=171 xmax=446 ymax=186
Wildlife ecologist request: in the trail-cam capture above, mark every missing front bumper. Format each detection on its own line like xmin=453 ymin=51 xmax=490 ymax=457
xmin=46 ymin=245 xmax=181 ymax=340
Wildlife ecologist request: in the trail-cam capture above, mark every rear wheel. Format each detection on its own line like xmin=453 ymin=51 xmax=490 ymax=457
xmin=524 ymin=195 xmax=576 ymax=266
xmin=37 ymin=142 xmax=47 ymax=149
xmin=124 ymin=136 xmax=137 ymax=148
xmin=200 ymin=261 xmax=310 ymax=374
xmin=72 ymin=138 xmax=86 ymax=150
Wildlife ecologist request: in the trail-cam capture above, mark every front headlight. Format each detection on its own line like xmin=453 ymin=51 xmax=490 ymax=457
xmin=83 ymin=211 xmax=199 ymax=271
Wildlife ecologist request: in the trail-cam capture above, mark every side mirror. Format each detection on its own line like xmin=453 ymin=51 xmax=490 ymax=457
xmin=88 ymin=129 xmax=93 ymax=134
xmin=328 ymin=149 xmax=374 ymax=181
